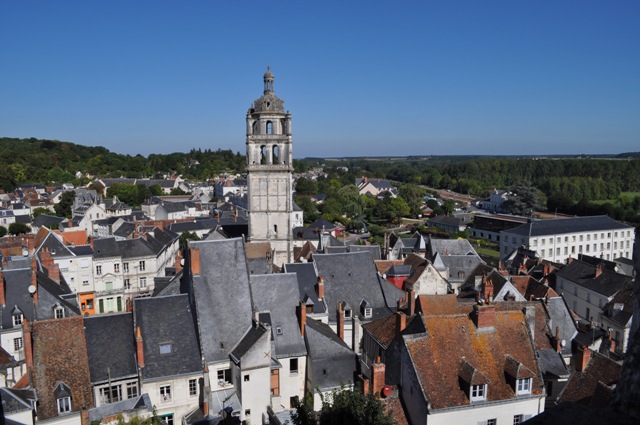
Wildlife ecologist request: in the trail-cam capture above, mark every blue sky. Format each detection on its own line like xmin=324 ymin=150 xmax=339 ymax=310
xmin=1 ymin=1 xmax=638 ymax=158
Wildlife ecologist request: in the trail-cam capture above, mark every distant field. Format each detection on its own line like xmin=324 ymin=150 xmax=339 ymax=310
xmin=475 ymin=245 xmax=500 ymax=259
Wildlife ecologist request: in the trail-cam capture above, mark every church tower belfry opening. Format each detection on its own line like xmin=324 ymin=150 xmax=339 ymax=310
xmin=246 ymin=67 xmax=293 ymax=265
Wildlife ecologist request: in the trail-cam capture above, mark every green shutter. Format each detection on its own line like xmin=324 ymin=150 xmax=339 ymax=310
xmin=116 ymin=297 xmax=122 ymax=312
xmin=99 ymin=299 xmax=104 ymax=313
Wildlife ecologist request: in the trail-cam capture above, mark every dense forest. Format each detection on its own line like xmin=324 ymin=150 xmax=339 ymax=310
xmin=2 ymin=137 xmax=639 ymax=226
xmin=0 ymin=137 xmax=244 ymax=191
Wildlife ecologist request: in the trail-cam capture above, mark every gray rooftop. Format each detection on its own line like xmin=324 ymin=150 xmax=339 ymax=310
xmin=556 ymin=259 xmax=632 ymax=297
xmin=191 ymin=238 xmax=253 ymax=364
xmin=503 ymin=215 xmax=631 ymax=238
xmin=304 ymin=318 xmax=357 ymax=391
xmin=84 ymin=313 xmax=137 ymax=384
xmin=312 ymin=252 xmax=404 ymax=323
xmin=134 ymin=294 xmax=202 ymax=380
xmin=250 ymin=273 xmax=307 ymax=359
xmin=283 ymin=262 xmax=326 ymax=315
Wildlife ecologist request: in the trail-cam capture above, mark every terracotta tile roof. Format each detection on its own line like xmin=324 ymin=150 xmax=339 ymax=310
xmin=375 ymin=260 xmax=404 ymax=275
xmin=405 ymin=309 xmax=544 ymax=410
xmin=557 ymin=351 xmax=621 ymax=406
xmin=31 ymin=316 xmax=93 ymax=419
xmin=58 ymin=230 xmax=89 ymax=246
xmin=417 ymin=294 xmax=469 ymax=316
xmin=381 ymin=391 xmax=409 ymax=425
xmin=362 ymin=313 xmax=419 ymax=350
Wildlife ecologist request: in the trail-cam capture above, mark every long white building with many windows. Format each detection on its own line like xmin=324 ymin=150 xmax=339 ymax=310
xmin=500 ymin=216 xmax=634 ymax=263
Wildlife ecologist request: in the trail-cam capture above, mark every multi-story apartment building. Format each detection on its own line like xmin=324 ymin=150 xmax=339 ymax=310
xmin=500 ymin=216 xmax=634 ymax=263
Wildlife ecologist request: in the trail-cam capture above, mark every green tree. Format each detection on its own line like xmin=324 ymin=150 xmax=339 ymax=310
xmin=54 ymin=190 xmax=76 ymax=218
xmin=179 ymin=231 xmax=200 ymax=250
xmin=0 ymin=226 xmax=7 ymax=237
xmin=291 ymin=388 xmax=393 ymax=425
xmin=399 ymin=184 xmax=426 ymax=217
xmin=295 ymin=177 xmax=319 ymax=196
xmin=32 ymin=207 xmax=51 ymax=219
xmin=9 ymin=222 xmax=31 ymax=235
xmin=170 ymin=187 xmax=187 ymax=196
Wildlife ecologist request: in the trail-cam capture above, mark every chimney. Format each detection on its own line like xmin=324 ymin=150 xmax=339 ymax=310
xmin=575 ymin=345 xmax=591 ymax=372
xmin=299 ymin=300 xmax=307 ymax=337
xmin=316 ymin=276 xmax=325 ymax=301
xmin=136 ymin=326 xmax=145 ymax=368
xmin=595 ymin=263 xmax=603 ymax=278
xmin=31 ymin=271 xmax=38 ymax=306
xmin=175 ymin=250 xmax=183 ymax=273
xmin=337 ymin=302 xmax=345 ymax=341
xmin=190 ymin=247 xmax=201 ymax=275
xmin=408 ymin=288 xmax=416 ymax=316
xmin=484 ymin=278 xmax=494 ymax=304
xmin=609 ymin=329 xmax=616 ymax=354
xmin=359 ymin=374 xmax=370 ymax=396
xmin=552 ymin=326 xmax=562 ymax=353
xmin=23 ymin=318 xmax=33 ymax=372
xmin=371 ymin=357 xmax=386 ymax=396
xmin=395 ymin=311 xmax=406 ymax=334
xmin=80 ymin=407 xmax=90 ymax=425
xmin=0 ymin=270 xmax=5 ymax=306
xmin=524 ymin=305 xmax=535 ymax=340
xmin=566 ymin=255 xmax=573 ymax=265
xmin=473 ymin=304 xmax=495 ymax=331
xmin=352 ymin=315 xmax=361 ymax=355
xmin=48 ymin=263 xmax=61 ymax=284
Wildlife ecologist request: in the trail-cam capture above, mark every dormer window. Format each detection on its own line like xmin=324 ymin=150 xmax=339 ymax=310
xmin=54 ymin=382 xmax=72 ymax=414
xmin=516 ymin=378 xmax=531 ymax=395
xmin=276 ymin=326 xmax=283 ymax=335
xmin=360 ymin=299 xmax=372 ymax=319
xmin=344 ymin=309 xmax=351 ymax=318
xmin=470 ymin=384 xmax=486 ymax=402
xmin=13 ymin=312 xmax=23 ymax=327
xmin=54 ymin=306 xmax=65 ymax=319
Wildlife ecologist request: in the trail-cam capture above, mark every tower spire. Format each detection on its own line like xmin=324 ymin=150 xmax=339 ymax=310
xmin=263 ymin=65 xmax=274 ymax=94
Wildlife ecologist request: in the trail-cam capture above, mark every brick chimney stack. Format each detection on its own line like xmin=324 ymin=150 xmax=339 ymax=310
xmin=395 ymin=311 xmax=406 ymax=335
xmin=473 ymin=304 xmax=495 ymax=331
xmin=408 ymin=288 xmax=416 ymax=316
xmin=136 ymin=326 xmax=145 ymax=368
xmin=609 ymin=329 xmax=616 ymax=353
xmin=31 ymin=269 xmax=38 ymax=306
xmin=316 ymin=276 xmax=325 ymax=301
xmin=371 ymin=357 xmax=386 ymax=396
xmin=0 ymin=269 xmax=5 ymax=306
xmin=595 ymin=263 xmax=603 ymax=278
xmin=23 ymin=318 xmax=33 ymax=372
xmin=299 ymin=300 xmax=306 ymax=337
xmin=190 ymin=247 xmax=201 ymax=275
xmin=552 ymin=326 xmax=562 ymax=352
xmin=337 ymin=302 xmax=345 ymax=341
xmin=575 ymin=345 xmax=591 ymax=372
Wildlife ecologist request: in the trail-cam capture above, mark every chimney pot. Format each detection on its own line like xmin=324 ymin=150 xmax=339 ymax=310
xmin=371 ymin=357 xmax=386 ymax=396
xmin=190 ymin=247 xmax=201 ymax=275
xmin=299 ymin=301 xmax=307 ymax=337
xmin=576 ymin=345 xmax=591 ymax=372
xmin=395 ymin=311 xmax=406 ymax=334
xmin=337 ymin=302 xmax=345 ymax=341
xmin=136 ymin=326 xmax=145 ymax=368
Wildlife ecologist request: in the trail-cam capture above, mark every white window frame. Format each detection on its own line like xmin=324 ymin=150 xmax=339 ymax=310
xmin=57 ymin=396 xmax=71 ymax=414
xmin=139 ymin=261 xmax=146 ymax=271
xmin=189 ymin=378 xmax=197 ymax=397
xmin=159 ymin=385 xmax=172 ymax=402
xmin=470 ymin=384 xmax=486 ymax=402
xmin=140 ymin=277 xmax=147 ymax=288
xmin=14 ymin=337 xmax=23 ymax=351
xmin=126 ymin=382 xmax=138 ymax=399
xmin=13 ymin=313 xmax=23 ymax=326
xmin=96 ymin=265 xmax=102 ymax=275
xmin=123 ymin=262 xmax=129 ymax=273
xmin=516 ymin=378 xmax=531 ymax=395
xmin=217 ymin=368 xmax=231 ymax=384
xmin=290 ymin=358 xmax=299 ymax=374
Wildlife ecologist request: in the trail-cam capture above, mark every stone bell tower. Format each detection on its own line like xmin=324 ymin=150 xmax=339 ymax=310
xmin=246 ymin=67 xmax=293 ymax=265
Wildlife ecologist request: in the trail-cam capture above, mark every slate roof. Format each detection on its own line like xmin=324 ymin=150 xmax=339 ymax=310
xmin=504 ymin=215 xmax=631 ymax=237
xmin=556 ymin=259 xmax=632 ymax=297
xmin=312 ymin=252 xmax=404 ymax=322
xmin=1 ymin=268 xmax=35 ymax=329
xmin=557 ymin=351 xmax=621 ymax=406
xmin=283 ymin=262 xmax=326 ymax=315
xmin=191 ymin=238 xmax=253 ymax=364
xmin=32 ymin=214 xmax=65 ymax=229
xmin=250 ymin=273 xmax=307 ymax=359
xmin=304 ymin=318 xmax=357 ymax=391
xmin=601 ymin=280 xmax=635 ymax=327
xmin=168 ymin=219 xmax=219 ymax=233
xmin=404 ymin=309 xmax=544 ymax=410
xmin=230 ymin=325 xmax=268 ymax=364
xmin=0 ymin=387 xmax=34 ymax=414
xmin=348 ymin=244 xmax=382 ymax=260
xmin=307 ymin=217 xmax=337 ymax=231
xmin=429 ymin=238 xmax=477 ymax=256
xmin=89 ymin=394 xmax=153 ymax=423
xmin=93 ymin=236 xmax=163 ymax=260
xmin=387 ymin=265 xmax=411 ymax=276
xmin=134 ymin=294 xmax=202 ymax=380
xmin=113 ymin=221 xmax=136 ymax=238
xmin=84 ymin=312 xmax=137 ymax=384
xmin=35 ymin=231 xmax=74 ymax=258
xmin=69 ymin=245 xmax=94 ymax=256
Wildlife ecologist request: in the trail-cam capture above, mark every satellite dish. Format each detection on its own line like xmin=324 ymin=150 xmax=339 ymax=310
xmin=180 ymin=258 xmax=185 ymax=266
xmin=28 ymin=285 xmax=37 ymax=294
xmin=561 ymin=339 xmax=566 ymax=347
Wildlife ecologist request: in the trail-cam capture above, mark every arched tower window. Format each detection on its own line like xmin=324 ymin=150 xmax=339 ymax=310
xmin=260 ymin=145 xmax=268 ymax=164
xmin=273 ymin=145 xmax=280 ymax=164
xmin=252 ymin=121 xmax=258 ymax=135
xmin=266 ymin=121 xmax=273 ymax=135
xmin=280 ymin=119 xmax=287 ymax=135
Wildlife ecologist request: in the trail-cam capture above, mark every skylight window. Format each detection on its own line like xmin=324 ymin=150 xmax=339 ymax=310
xmin=159 ymin=343 xmax=172 ymax=354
